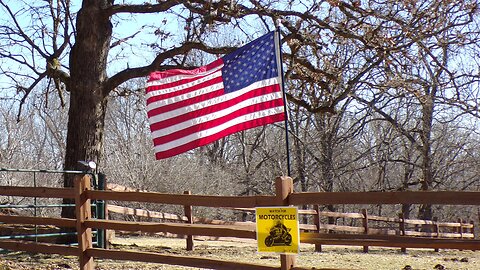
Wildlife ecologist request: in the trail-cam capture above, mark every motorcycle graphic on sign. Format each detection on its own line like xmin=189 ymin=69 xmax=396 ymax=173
xmin=264 ymin=221 xmax=293 ymax=247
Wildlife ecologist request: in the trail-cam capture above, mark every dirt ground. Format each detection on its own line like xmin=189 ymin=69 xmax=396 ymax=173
xmin=0 ymin=236 xmax=479 ymax=270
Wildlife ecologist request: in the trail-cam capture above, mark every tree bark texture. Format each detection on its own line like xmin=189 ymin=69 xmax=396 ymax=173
xmin=418 ymin=92 xmax=435 ymax=222
xmin=62 ymin=0 xmax=113 ymax=219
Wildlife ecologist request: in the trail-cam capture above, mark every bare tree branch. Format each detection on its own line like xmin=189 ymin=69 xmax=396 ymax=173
xmin=103 ymin=41 xmax=235 ymax=95
xmin=105 ymin=0 xmax=182 ymax=15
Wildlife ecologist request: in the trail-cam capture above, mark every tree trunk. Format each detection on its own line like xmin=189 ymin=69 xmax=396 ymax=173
xmin=418 ymin=93 xmax=435 ymax=223
xmin=288 ymin=114 xmax=308 ymax=223
xmin=61 ymin=0 xmax=112 ymax=220
xmin=401 ymin=160 xmax=414 ymax=219
xmin=319 ymin=117 xmax=336 ymax=225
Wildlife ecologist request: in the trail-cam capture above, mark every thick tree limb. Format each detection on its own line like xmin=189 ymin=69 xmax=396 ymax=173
xmin=286 ymin=93 xmax=335 ymax=114
xmin=103 ymin=41 xmax=234 ymax=95
xmin=105 ymin=1 xmax=182 ymax=15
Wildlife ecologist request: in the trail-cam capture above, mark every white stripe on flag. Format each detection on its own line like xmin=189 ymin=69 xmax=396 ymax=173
xmin=146 ymin=81 xmax=224 ymax=112
xmin=149 ymin=91 xmax=284 ymax=138
xmin=153 ymin=106 xmax=285 ymax=153
xmin=146 ymin=69 xmax=223 ymax=100
xmin=147 ymin=77 xmax=280 ymax=119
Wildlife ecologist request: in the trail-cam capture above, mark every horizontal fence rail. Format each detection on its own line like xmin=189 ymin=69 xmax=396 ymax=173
xmin=301 ymin=232 xmax=480 ymax=250
xmin=107 ymin=205 xmax=188 ymax=222
xmin=290 ymin=191 xmax=480 ymax=205
xmin=0 ymin=239 xmax=79 ymax=256
xmin=86 ymin=219 xmax=257 ymax=239
xmin=0 ymin=186 xmax=74 ymax=199
xmin=87 ymin=248 xmax=284 ymax=270
xmin=88 ymin=190 xmax=278 ymax=208
xmin=0 ymin=214 xmax=76 ymax=228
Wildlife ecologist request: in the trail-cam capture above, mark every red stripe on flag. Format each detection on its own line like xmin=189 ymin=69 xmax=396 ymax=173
xmin=147 ymin=88 xmax=224 ymax=118
xmin=154 ymin=113 xmax=285 ymax=159
xmin=147 ymin=59 xmax=223 ymax=82
xmin=152 ymin=98 xmax=285 ymax=145
xmin=146 ymin=75 xmax=223 ymax=105
xmin=148 ymin=84 xmax=281 ymax=132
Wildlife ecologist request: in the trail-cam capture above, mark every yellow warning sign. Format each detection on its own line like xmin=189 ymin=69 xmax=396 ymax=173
xmin=255 ymin=207 xmax=299 ymax=254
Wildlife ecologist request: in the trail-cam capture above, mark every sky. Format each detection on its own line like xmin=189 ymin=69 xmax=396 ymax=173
xmin=0 ymin=0 xmax=276 ymax=99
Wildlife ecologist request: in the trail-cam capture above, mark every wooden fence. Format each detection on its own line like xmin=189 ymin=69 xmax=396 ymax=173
xmin=309 ymin=209 xmax=475 ymax=253
xmin=107 ymin=203 xmax=475 ymax=253
xmin=1 ymin=174 xmax=480 ymax=270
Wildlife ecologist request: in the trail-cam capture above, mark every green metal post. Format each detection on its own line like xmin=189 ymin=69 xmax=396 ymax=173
xmin=96 ymin=173 xmax=106 ymax=249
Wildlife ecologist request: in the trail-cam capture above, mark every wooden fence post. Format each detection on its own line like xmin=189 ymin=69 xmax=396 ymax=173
xmin=313 ymin=205 xmax=322 ymax=252
xmin=470 ymin=221 xmax=475 ymax=239
xmin=471 ymin=220 xmax=475 ymax=251
xmin=75 ymin=174 xmax=94 ymax=270
xmin=275 ymin=176 xmax=296 ymax=270
xmin=398 ymin=212 xmax=406 ymax=253
xmin=184 ymin=190 xmax=194 ymax=251
xmin=458 ymin=218 xmax=464 ymax=238
xmin=362 ymin=209 xmax=369 ymax=253
xmin=433 ymin=217 xmax=439 ymax=252
xmin=458 ymin=218 xmax=464 ymax=251
xmin=478 ymin=208 xmax=480 ymax=239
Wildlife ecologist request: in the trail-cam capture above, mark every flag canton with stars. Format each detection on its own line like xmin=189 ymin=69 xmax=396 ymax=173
xmin=221 ymin=32 xmax=278 ymax=93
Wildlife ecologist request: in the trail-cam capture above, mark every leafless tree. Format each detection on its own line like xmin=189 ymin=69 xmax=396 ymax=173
xmin=353 ymin=1 xmax=479 ymax=220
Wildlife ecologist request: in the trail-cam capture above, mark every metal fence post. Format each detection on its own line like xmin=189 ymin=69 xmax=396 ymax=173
xmin=96 ymin=173 xmax=106 ymax=249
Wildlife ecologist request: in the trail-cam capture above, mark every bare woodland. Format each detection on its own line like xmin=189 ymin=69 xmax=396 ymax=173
xmin=0 ymin=0 xmax=479 ymax=223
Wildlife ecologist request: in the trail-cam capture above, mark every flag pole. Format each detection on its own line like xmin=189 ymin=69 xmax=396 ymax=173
xmin=274 ymin=25 xmax=292 ymax=177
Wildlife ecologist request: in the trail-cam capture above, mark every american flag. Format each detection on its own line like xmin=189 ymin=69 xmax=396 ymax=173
xmin=145 ymin=31 xmax=285 ymax=160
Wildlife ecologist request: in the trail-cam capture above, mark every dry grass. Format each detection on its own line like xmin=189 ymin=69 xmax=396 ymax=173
xmin=0 ymin=236 xmax=479 ymax=270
